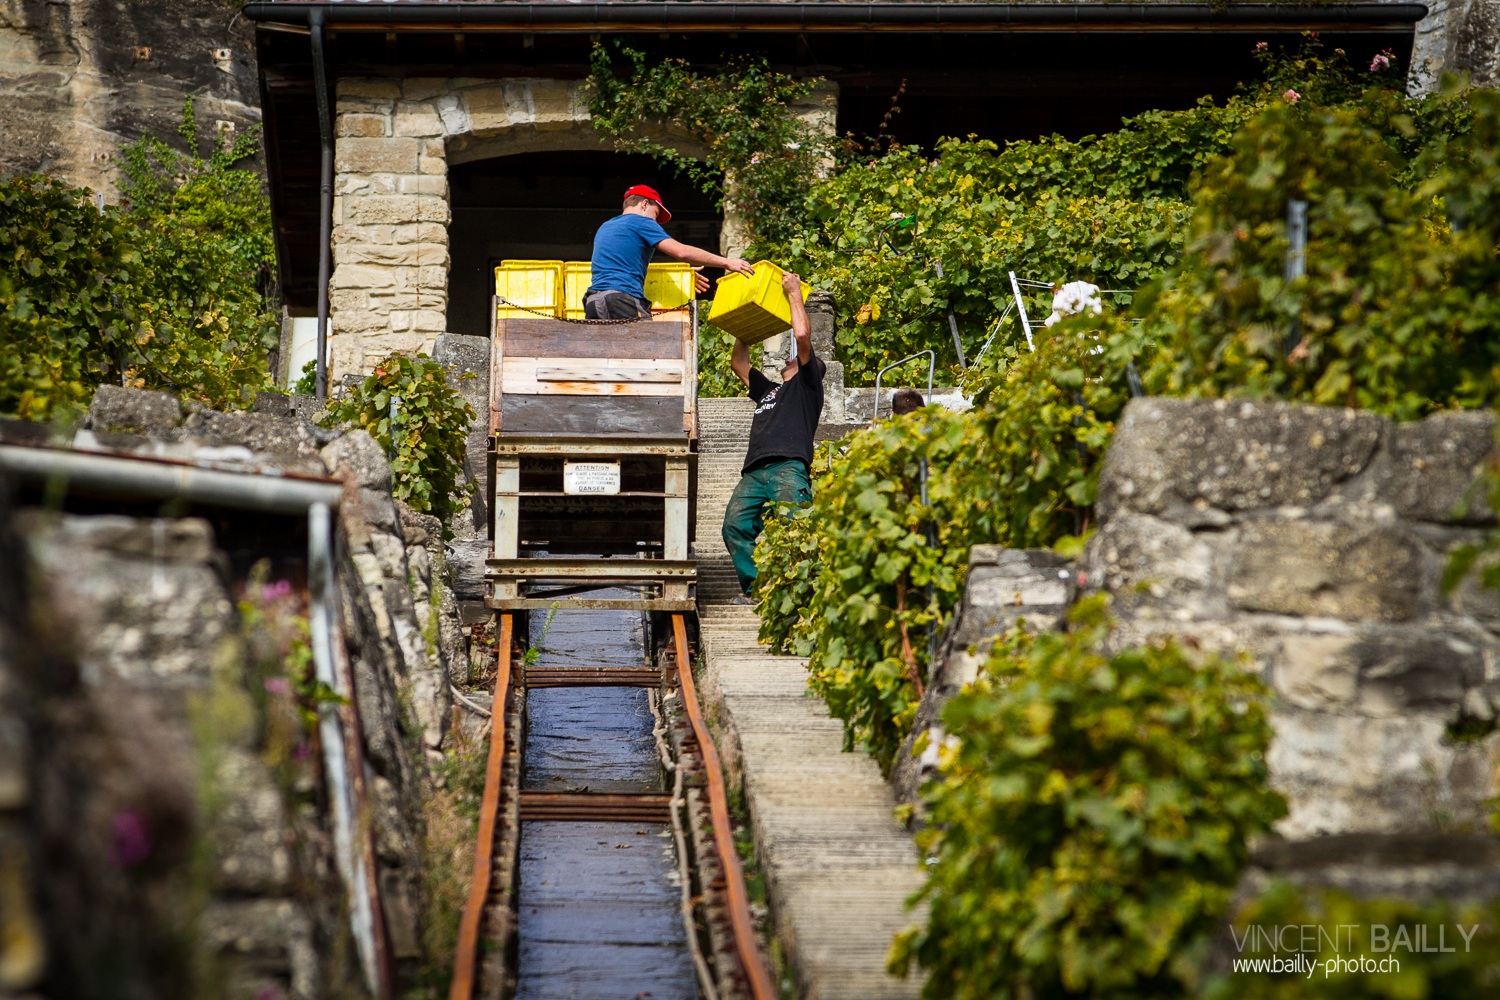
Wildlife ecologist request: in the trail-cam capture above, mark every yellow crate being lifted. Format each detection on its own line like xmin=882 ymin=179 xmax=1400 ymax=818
xmin=556 ymin=261 xmax=697 ymax=320
xmin=495 ymin=260 xmax=562 ymax=318
xmin=707 ymin=260 xmax=811 ymax=344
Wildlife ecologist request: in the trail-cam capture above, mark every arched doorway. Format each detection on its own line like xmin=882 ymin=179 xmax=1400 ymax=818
xmin=446 ymin=151 xmax=722 ymax=339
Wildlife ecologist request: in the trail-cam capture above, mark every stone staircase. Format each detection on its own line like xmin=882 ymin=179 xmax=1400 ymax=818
xmin=692 ymin=396 xmax=925 ymax=1000
xmin=695 ymin=397 xmax=756 ymax=607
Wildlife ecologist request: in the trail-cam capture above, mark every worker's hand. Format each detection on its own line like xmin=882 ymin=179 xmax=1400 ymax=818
xmin=781 ymin=271 xmax=802 ymax=295
xmin=692 ymin=266 xmax=710 ymax=294
xmin=724 ymin=258 xmax=755 ymax=278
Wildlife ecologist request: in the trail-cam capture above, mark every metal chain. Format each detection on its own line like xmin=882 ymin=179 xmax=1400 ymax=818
xmin=496 ymin=296 xmax=690 ymax=325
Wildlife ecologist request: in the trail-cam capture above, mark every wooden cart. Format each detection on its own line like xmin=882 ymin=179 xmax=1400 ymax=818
xmin=484 ymin=302 xmax=697 ymax=612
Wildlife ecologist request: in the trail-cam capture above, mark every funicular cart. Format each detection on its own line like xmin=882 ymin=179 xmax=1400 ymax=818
xmin=483 ymin=270 xmax=698 ymax=615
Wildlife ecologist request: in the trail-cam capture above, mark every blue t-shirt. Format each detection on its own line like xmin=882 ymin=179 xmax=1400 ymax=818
xmin=587 ymin=213 xmax=672 ymax=300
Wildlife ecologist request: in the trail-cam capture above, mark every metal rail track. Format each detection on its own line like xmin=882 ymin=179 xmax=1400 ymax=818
xmin=448 ymin=612 xmax=775 ymax=1000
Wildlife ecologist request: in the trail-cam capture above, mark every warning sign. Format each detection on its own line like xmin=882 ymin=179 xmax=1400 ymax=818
xmin=563 ymin=461 xmax=621 ymax=495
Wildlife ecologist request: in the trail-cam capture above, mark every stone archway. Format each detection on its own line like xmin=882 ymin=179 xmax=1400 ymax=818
xmin=328 ymin=77 xmax=719 ymax=381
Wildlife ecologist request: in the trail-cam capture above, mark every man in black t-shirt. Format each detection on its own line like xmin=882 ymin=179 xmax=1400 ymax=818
xmin=721 ymin=271 xmax=825 ymax=600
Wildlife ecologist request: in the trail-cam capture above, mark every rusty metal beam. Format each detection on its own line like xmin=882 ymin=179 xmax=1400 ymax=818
xmin=519 ymin=791 xmax=673 ymax=822
xmin=672 ymin=614 xmax=777 ymax=1000
xmin=450 ymin=614 xmax=513 ymax=1000
xmin=524 ymin=667 xmax=663 ymax=688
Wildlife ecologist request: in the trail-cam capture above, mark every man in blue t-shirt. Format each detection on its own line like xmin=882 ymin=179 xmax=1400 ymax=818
xmin=585 ymin=184 xmax=754 ymax=320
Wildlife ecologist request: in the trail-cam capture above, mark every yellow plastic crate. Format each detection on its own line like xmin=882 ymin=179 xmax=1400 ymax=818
xmin=707 ymin=260 xmax=811 ymax=344
xmin=495 ymin=260 xmax=562 ymax=318
xmin=558 ymin=261 xmax=697 ymax=319
xmin=644 ymin=261 xmax=695 ymax=313
xmin=561 ymin=262 xmax=593 ymax=320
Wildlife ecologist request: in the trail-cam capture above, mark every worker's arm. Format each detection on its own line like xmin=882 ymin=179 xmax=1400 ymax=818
xmin=657 ymin=238 xmax=755 ymax=277
xmin=729 ymin=338 xmax=752 ymax=387
xmin=785 ymin=271 xmax=812 ymax=364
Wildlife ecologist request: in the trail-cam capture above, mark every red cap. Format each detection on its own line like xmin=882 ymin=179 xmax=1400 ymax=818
xmin=624 ymin=184 xmax=671 ymax=223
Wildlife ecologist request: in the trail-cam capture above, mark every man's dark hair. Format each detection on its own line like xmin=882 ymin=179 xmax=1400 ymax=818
xmin=891 ymin=388 xmax=924 ymax=416
xmin=623 ymin=193 xmax=653 ymax=211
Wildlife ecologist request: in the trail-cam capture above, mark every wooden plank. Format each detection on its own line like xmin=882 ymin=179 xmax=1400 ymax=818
xmin=499 ymin=396 xmax=689 ymax=436
xmin=536 ymin=366 xmax=682 ymax=383
xmin=499 ymin=317 xmax=685 ymax=360
xmin=489 ymin=296 xmax=505 ymax=434
xmin=501 ymin=358 xmax=685 ymax=396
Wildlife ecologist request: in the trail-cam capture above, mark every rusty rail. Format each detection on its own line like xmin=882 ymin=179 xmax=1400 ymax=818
xmin=449 ymin=613 xmax=513 ymax=1000
xmin=671 ymin=614 xmax=777 ymax=1000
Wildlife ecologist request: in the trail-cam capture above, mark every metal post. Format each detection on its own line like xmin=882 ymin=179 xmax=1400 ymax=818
xmin=1285 ymin=199 xmax=1307 ymax=356
xmin=932 ymin=260 xmax=966 ymax=369
xmin=310 ymin=10 xmax=334 ymax=399
xmin=1008 ymin=271 xmax=1035 ymax=352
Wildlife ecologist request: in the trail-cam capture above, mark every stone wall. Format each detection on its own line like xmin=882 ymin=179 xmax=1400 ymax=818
xmin=901 ymin=397 xmax=1500 ymax=901
xmin=0 ymin=386 xmax=476 ymax=997
xmin=0 ymin=0 xmax=261 ymax=196
xmin=1410 ymin=0 xmax=1500 ymax=93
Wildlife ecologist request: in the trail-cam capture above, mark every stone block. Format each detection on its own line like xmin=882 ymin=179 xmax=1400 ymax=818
xmin=331 ymin=263 xmax=398 ymax=290
xmin=393 ymin=102 xmax=444 ymax=138
xmin=1350 ymin=626 xmax=1485 ymax=715
xmin=436 ymin=94 xmax=468 ymax=136
xmin=335 ymin=243 xmax=450 ymax=269
xmin=1267 ymin=708 xmax=1500 ymax=838
xmin=338 ymin=78 xmax=402 ymax=100
xmin=332 ymin=223 xmax=393 ymax=245
xmin=87 ymin=384 xmax=182 ymax=434
xmin=422 ymin=139 xmax=445 ymax=158
xmin=337 ymin=113 xmax=388 ymax=138
xmin=336 ymin=173 xmax=397 ymax=197
xmin=1085 ymin=509 xmax=1215 ymax=605
xmin=419 ymin=155 xmax=446 ymax=176
xmin=398 ymin=174 xmax=448 ymax=197
xmin=1275 ymin=634 xmax=1359 ymax=710
xmin=335 ymin=137 xmax=419 ymax=175
xmin=402 ymin=78 xmax=450 ymax=102
xmin=1384 ymin=410 xmax=1495 ymax=524
xmin=393 ymin=223 xmax=448 ymax=245
xmin=462 ymin=84 xmax=513 ymax=134
xmin=331 ymin=309 xmax=391 ymax=334
xmin=343 ymin=196 xmax=427 ymax=226
xmin=1227 ymin=517 xmax=1430 ymax=622
xmin=321 ymin=430 xmax=392 ymax=492
xmin=1098 ymin=397 xmax=1384 ymax=520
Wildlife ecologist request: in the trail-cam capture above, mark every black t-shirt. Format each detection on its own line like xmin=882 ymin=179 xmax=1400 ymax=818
xmin=741 ymin=349 xmax=826 ymax=474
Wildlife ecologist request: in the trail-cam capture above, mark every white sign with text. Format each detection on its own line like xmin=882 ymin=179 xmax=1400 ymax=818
xmin=563 ymin=461 xmax=621 ymax=495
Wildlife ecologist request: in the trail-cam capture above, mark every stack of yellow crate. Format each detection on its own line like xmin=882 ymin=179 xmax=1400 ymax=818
xmin=500 ymin=260 xmax=695 ymax=319
xmin=707 ymin=260 xmax=811 ymax=344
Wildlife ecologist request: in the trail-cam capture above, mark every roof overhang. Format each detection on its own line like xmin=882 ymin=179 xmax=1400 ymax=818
xmin=243 ymin=2 xmax=1429 ymax=34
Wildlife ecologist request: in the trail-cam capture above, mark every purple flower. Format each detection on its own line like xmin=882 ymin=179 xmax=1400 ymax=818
xmin=294 ymin=742 xmax=312 ymax=760
xmin=1283 ymin=89 xmax=1301 ymax=104
xmin=261 ymin=579 xmax=293 ymax=603
xmin=1370 ymin=53 xmax=1390 ymax=72
xmin=109 ymin=810 xmax=151 ymax=867
xmin=264 ymin=677 xmax=291 ymax=695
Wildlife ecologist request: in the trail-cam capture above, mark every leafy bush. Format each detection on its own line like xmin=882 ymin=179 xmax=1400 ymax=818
xmin=322 ymin=352 xmax=476 ymax=529
xmin=1140 ymin=84 xmax=1500 ymax=421
xmin=0 ymin=100 xmax=276 ymax=420
xmin=889 ymin=597 xmax=1286 ymax=1000
xmin=1201 ymin=881 xmax=1500 ymax=999
xmin=757 ymin=308 xmax=1144 ymax=768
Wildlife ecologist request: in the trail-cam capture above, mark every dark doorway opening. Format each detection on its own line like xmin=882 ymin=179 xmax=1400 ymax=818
xmin=447 ymin=151 xmax=722 ymax=340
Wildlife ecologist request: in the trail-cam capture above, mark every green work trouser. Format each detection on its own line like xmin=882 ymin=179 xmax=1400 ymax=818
xmin=721 ymin=459 xmax=811 ymax=596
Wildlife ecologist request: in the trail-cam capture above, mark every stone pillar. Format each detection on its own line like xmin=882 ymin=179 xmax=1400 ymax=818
xmin=330 ymin=79 xmax=452 ymax=383
xmin=807 ymin=290 xmax=845 ymax=424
